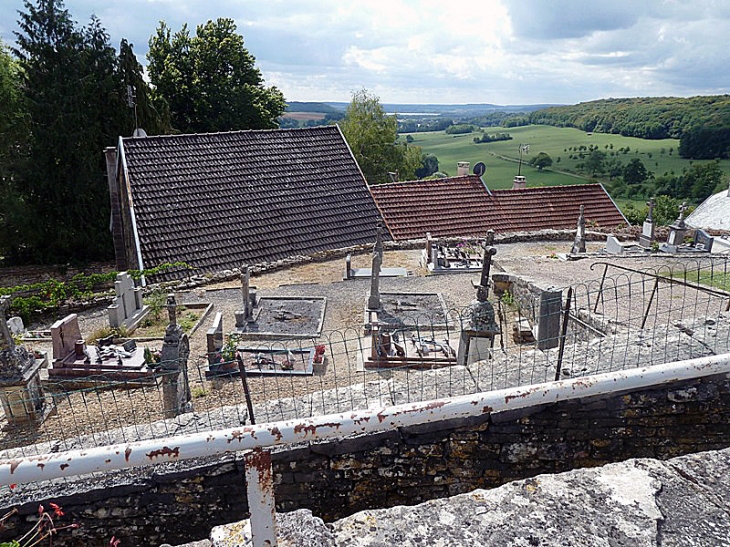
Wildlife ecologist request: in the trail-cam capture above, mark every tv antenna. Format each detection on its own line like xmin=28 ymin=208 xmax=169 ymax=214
xmin=127 ymin=85 xmax=140 ymax=137
xmin=517 ymin=144 xmax=529 ymax=176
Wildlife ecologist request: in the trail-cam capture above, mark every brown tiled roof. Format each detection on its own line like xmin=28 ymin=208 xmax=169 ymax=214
xmin=369 ymin=177 xmax=627 ymax=240
xmin=491 ymin=184 xmax=627 ymax=232
xmin=368 ymin=176 xmax=504 ymax=240
xmin=119 ymin=126 xmax=385 ymax=273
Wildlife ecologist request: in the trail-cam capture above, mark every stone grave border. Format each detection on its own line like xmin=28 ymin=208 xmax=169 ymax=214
xmin=234 ymin=296 xmax=327 ymax=340
xmin=127 ymin=302 xmax=214 ymax=343
xmin=365 ymin=292 xmax=453 ymax=331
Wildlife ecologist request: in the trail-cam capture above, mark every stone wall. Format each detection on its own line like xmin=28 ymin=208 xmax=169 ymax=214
xmin=3 ymin=373 xmax=730 ymax=546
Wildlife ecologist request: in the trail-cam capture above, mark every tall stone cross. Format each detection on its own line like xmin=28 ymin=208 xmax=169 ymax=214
xmin=241 ymin=264 xmax=252 ymax=320
xmin=678 ymin=201 xmax=688 ymax=223
xmin=0 ymin=296 xmax=13 ymax=352
xmin=646 ymin=198 xmax=656 ymax=222
xmin=368 ymin=223 xmax=384 ymax=310
xmin=476 ymin=230 xmax=497 ymax=302
xmin=166 ymin=293 xmax=177 ymax=326
xmin=571 ymin=205 xmax=586 ymax=254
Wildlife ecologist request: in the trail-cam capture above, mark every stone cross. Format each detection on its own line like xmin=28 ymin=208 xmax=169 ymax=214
xmin=476 ymin=230 xmax=497 ymax=302
xmin=646 ymin=198 xmax=656 ymax=222
xmin=0 ymin=296 xmax=13 ymax=352
xmin=571 ymin=205 xmax=586 ymax=254
xmin=167 ymin=294 xmax=177 ymax=326
xmin=368 ymin=223 xmax=384 ymax=310
xmin=677 ymin=201 xmax=688 ymax=225
xmin=241 ymin=264 xmax=252 ymax=321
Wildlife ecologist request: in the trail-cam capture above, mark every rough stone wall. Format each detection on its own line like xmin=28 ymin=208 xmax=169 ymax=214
xmin=3 ymin=374 xmax=730 ymax=546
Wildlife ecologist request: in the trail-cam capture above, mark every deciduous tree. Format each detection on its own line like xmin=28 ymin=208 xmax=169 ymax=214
xmin=529 ymin=151 xmax=553 ymax=171
xmin=147 ymin=18 xmax=285 ymax=133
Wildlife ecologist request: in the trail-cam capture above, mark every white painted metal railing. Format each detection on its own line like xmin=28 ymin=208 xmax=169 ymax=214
xmin=3 ymin=353 xmax=730 ymax=546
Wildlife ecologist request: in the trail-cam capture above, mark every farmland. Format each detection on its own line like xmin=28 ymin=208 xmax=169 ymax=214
xmin=406 ymin=125 xmax=730 ymax=191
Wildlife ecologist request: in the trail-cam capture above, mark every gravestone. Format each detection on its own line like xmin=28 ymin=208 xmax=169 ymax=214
xmin=368 ymin=223 xmax=384 ymax=311
xmin=158 ymin=294 xmax=191 ymax=418
xmin=107 ymin=272 xmax=148 ymax=330
xmin=661 ymin=202 xmax=689 ymax=253
xmin=7 ymin=317 xmax=24 ymax=337
xmin=639 ymin=198 xmax=656 ymax=248
xmin=206 ymin=312 xmax=224 ymax=363
xmin=570 ymin=205 xmax=586 ymax=254
xmin=693 ymin=229 xmax=714 ymax=252
xmin=457 ymin=231 xmax=501 ymax=366
xmin=606 ymin=235 xmax=625 ymax=255
xmin=0 ymin=296 xmax=46 ymax=424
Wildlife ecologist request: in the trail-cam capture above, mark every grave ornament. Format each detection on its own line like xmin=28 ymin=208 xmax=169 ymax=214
xmin=639 ymin=198 xmax=656 ymax=248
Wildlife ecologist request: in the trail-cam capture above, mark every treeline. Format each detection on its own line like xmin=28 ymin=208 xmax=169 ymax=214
xmin=530 ymin=96 xmax=730 ymax=159
xmin=397 ymin=111 xmax=525 ymax=134
xmin=0 ymin=0 xmax=284 ymax=265
xmin=473 ymin=132 xmax=512 ymax=144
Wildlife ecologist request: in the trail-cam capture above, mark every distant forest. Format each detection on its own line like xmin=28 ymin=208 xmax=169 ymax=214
xmin=527 ymin=96 xmax=730 ymax=159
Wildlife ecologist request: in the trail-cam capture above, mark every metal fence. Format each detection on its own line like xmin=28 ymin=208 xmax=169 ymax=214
xmin=1 ymin=257 xmax=729 ymax=471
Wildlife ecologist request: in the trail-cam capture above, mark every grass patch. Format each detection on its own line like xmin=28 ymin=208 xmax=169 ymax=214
xmin=408 ymin=125 xmax=730 ymax=189
xmin=133 ymin=306 xmax=203 ymax=338
xmin=669 ymin=270 xmax=730 ymax=292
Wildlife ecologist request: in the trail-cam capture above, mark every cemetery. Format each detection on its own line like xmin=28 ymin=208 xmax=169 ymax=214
xmin=1 ymin=215 xmax=730 ymax=545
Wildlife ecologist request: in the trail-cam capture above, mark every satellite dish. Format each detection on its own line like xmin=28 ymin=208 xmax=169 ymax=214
xmin=133 ymin=128 xmax=147 ymax=138
xmin=473 ymin=162 xmax=486 ymax=177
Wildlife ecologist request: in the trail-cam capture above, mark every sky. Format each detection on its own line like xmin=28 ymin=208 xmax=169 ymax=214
xmin=1 ymin=0 xmax=729 ymax=106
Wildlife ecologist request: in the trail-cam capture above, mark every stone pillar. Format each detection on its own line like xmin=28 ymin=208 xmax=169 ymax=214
xmin=159 ymin=295 xmax=191 ymax=418
xmin=368 ymin=223 xmax=384 ymax=310
xmin=236 ymin=265 xmax=255 ymax=326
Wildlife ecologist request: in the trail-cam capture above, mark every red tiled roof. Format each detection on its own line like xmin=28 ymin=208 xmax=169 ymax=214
xmin=491 ymin=184 xmax=627 ymax=232
xmin=118 ymin=126 xmax=386 ymax=273
xmin=369 ymin=177 xmax=627 ymax=241
xmin=368 ymin=176 xmax=505 ymax=240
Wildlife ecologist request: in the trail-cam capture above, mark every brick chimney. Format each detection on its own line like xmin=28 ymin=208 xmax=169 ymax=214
xmin=457 ymin=162 xmax=470 ymax=176
xmin=512 ymin=175 xmax=527 ymax=190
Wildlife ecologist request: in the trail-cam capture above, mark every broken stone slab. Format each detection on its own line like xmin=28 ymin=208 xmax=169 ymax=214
xmin=209 ymin=448 xmax=730 ymax=546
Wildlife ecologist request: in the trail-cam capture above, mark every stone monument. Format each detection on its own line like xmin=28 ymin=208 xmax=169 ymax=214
xmin=570 ymin=205 xmax=586 ymax=254
xmin=107 ymin=272 xmax=147 ymax=330
xmin=661 ymin=202 xmax=689 ymax=253
xmin=158 ymin=294 xmax=191 ymax=418
xmin=0 ymin=296 xmax=47 ymax=424
xmin=638 ymin=198 xmax=656 ymax=249
xmin=368 ymin=223 xmax=384 ymax=311
xmin=457 ymin=231 xmax=500 ymax=366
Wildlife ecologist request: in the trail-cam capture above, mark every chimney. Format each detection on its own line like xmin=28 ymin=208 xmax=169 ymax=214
xmin=457 ymin=162 xmax=470 ymax=176
xmin=512 ymin=175 xmax=527 ymax=190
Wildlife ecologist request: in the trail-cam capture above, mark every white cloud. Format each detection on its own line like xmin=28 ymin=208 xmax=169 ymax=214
xmin=1 ymin=0 xmax=729 ymax=104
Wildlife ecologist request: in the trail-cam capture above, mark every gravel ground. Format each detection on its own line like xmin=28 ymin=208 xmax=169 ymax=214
xmin=3 ymin=241 xmax=727 ymax=455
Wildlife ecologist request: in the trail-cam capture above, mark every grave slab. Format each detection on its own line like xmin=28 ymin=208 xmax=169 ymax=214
xmin=233 ymin=296 xmax=327 ymax=339
xmin=365 ymin=292 xmax=453 ymax=331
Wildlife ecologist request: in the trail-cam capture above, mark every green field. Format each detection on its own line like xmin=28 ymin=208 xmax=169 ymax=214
xmin=405 ymin=125 xmax=730 ymax=190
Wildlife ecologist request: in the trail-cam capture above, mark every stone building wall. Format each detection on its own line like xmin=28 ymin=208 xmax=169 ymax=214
xmin=2 ymin=373 xmax=730 ymax=546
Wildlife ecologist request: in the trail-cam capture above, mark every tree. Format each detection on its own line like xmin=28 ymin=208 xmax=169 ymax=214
xmin=12 ymin=0 xmax=126 ymax=262
xmin=415 ymin=153 xmax=439 ymax=179
xmin=0 ymin=41 xmax=28 ymax=260
xmin=623 ymin=158 xmax=648 ymax=185
xmin=584 ymin=149 xmax=606 ymax=176
xmin=147 ymin=18 xmax=285 ymax=133
xmin=529 ymin=152 xmax=553 ymax=171
xmin=340 ymin=89 xmax=423 ymax=184
xmin=682 ymin=161 xmax=725 ymax=202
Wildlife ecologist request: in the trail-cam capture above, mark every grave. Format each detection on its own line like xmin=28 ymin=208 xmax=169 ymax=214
xmin=570 ymin=205 xmax=586 ymax=254
xmin=344 ymin=255 xmax=407 ymax=280
xmin=107 ymin=272 xmax=149 ymax=331
xmin=48 ymin=314 xmax=152 ymax=381
xmin=638 ymin=198 xmax=656 ymax=249
xmin=605 ymin=235 xmax=626 ymax=255
xmin=0 ymin=296 xmax=48 ymax=425
xmin=423 ymin=232 xmax=484 ymax=274
xmin=231 ymin=265 xmax=326 ymax=339
xmin=456 ymin=231 xmax=502 ymax=366
xmin=693 ymin=229 xmax=714 ymax=253
xmin=206 ymin=312 xmax=320 ymax=377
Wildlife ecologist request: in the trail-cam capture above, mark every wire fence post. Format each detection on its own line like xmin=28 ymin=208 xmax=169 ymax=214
xmin=641 ymin=278 xmax=660 ymax=330
xmin=237 ymin=352 xmax=256 ymax=425
xmin=555 ymin=287 xmax=573 ymax=382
